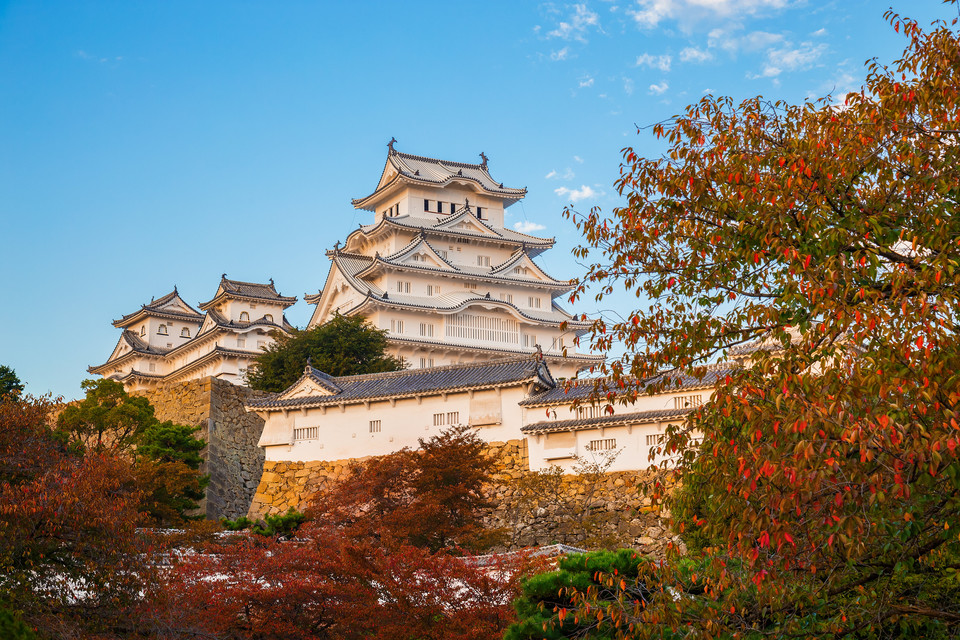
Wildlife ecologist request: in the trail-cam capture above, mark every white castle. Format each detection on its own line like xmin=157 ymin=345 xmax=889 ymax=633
xmin=93 ymin=143 xmax=724 ymax=473
xmin=304 ymin=141 xmax=600 ymax=377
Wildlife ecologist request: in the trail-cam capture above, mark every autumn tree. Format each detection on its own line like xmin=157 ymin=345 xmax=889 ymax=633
xmin=246 ymin=314 xmax=405 ymax=392
xmin=139 ymin=522 xmax=528 ymax=640
xmin=310 ymin=424 xmax=502 ymax=552
xmin=58 ymin=379 xmax=209 ymax=526
xmin=555 ymin=7 xmax=960 ymax=638
xmin=0 ymin=394 xmax=148 ymax=637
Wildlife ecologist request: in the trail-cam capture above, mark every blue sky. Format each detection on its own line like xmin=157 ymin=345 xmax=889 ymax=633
xmin=0 ymin=0 xmax=949 ymax=399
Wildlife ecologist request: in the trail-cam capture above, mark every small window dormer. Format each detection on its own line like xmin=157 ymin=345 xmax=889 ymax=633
xmin=264 ymin=314 xmax=274 ymax=323
xmin=157 ymin=325 xmax=168 ymax=336
xmin=140 ymin=326 xmax=146 ymax=337
xmin=240 ymin=311 xmax=250 ymax=322
xmin=181 ymin=328 xmax=191 ymax=338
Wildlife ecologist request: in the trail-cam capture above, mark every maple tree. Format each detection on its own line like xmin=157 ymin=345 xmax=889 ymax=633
xmin=0 ymin=394 xmax=149 ymax=638
xmin=310 ymin=424 xmax=502 ymax=552
xmin=138 ymin=522 xmax=528 ymax=640
xmin=556 ymin=6 xmax=960 ymax=638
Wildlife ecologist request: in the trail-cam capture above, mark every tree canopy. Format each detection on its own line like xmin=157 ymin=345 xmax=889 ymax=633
xmin=0 ymin=365 xmax=24 ymax=399
xmin=554 ymin=6 xmax=960 ymax=638
xmin=246 ymin=314 xmax=405 ymax=392
xmin=309 ymin=424 xmax=502 ymax=553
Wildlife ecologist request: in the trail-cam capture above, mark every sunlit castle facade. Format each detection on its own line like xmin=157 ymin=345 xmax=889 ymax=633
xmin=90 ymin=277 xmax=296 ymax=392
xmin=305 ymin=142 xmax=602 ymax=378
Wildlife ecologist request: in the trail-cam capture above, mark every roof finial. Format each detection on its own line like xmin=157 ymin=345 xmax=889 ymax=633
xmin=173 ymin=285 xmax=178 ymax=294
xmin=535 ymin=344 xmax=543 ymax=361
xmin=221 ymin=273 xmax=227 ymax=280
xmin=269 ymin=277 xmax=274 ymax=286
xmin=306 ymin=356 xmax=312 ymax=372
xmin=479 ymin=151 xmax=488 ymax=168
xmin=333 ymin=239 xmax=341 ymax=252
xmin=388 ymin=137 xmax=397 ymax=153
xmin=464 ymin=197 xmax=470 ymax=210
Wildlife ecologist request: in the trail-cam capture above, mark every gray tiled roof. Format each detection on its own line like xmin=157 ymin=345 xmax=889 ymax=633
xmin=519 ymin=366 xmax=737 ymax=406
xmin=112 ymin=289 xmax=204 ymax=327
xmin=354 ymin=214 xmax=555 ymax=251
xmin=199 ymin=276 xmax=297 ymax=309
xmin=385 ymin=335 xmax=603 ymax=362
xmin=247 ymin=355 xmax=556 ymax=410
xmin=522 ymin=407 xmax=694 ymax=434
xmin=353 ymin=149 xmax=526 ymax=210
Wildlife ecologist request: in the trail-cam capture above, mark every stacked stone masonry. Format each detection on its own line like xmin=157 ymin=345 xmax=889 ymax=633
xmin=138 ymin=377 xmax=270 ymax=520
xmin=249 ymin=439 xmax=679 ymax=554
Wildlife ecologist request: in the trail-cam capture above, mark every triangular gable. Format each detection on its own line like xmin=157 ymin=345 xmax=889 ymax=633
xmin=491 ymin=251 xmax=561 ymax=283
xmin=375 ymin=155 xmax=401 ymax=191
xmin=384 ymin=236 xmax=458 ymax=271
xmin=434 ymin=209 xmax=502 ymax=237
xmin=279 ymin=369 xmax=342 ymax=400
xmin=152 ymin=292 xmax=201 ymax=317
xmin=196 ymin=313 xmax=223 ymax=337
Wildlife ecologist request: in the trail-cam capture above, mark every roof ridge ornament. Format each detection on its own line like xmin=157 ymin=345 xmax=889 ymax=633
xmin=388 ymin=137 xmax=397 ymax=154
xmin=479 ymin=151 xmax=488 ymax=168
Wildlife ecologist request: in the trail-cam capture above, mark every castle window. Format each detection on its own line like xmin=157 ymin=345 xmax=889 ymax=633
xmin=140 ymin=326 xmax=146 ymax=337
xmin=476 ymin=206 xmax=483 ymax=219
xmin=237 ymin=338 xmax=246 ymax=348
xmin=264 ymin=314 xmax=274 ymax=323
xmin=438 ymin=202 xmax=444 ymax=214
xmin=674 ymin=395 xmax=703 ymax=409
xmin=433 ymin=412 xmax=460 ymax=427
xmin=588 ymin=438 xmax=617 ymax=452
xmin=157 ymin=325 xmax=168 ymax=335
xmin=477 ymin=255 xmax=491 ymax=267
xmin=294 ymin=426 xmax=319 ymax=441
xmin=369 ymin=420 xmax=381 ymax=433
xmin=397 ymin=281 xmax=411 ymax=293
xmin=148 ymin=363 xmax=156 ymax=372
xmin=427 ymin=284 xmax=441 ymax=296
xmin=181 ymin=328 xmax=191 ymax=338
xmin=419 ymin=323 xmax=434 ymax=337
xmin=515 ymin=267 xmax=528 ymax=276
xmin=424 ymin=199 xmax=430 ymax=212
xmin=240 ymin=312 xmax=250 ymax=322
xmin=390 ymin=319 xmax=404 ymax=334
xmin=577 ymin=405 xmax=601 ymax=420
xmin=499 ymin=293 xmax=513 ymax=303
xmin=527 ymin=296 xmax=542 ymax=309
xmin=463 ymin=283 xmax=477 ymax=291
xmin=419 ymin=357 xmax=435 ymax=368
xmin=522 ymin=334 xmax=537 ymax=348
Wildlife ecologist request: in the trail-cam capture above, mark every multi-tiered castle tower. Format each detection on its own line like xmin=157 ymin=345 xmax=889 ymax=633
xmin=305 ymin=142 xmax=600 ymax=377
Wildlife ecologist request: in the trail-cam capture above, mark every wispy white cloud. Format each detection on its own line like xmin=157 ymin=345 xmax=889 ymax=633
xmin=555 ymin=185 xmax=603 ymax=202
xmin=708 ymin=28 xmax=783 ymax=53
xmin=76 ymin=50 xmax=123 ymax=64
xmin=548 ymin=4 xmax=601 ymax=42
xmin=579 ymin=75 xmax=595 ymax=87
xmin=810 ymin=27 xmax=827 ymax=37
xmin=573 ymin=155 xmax=584 ymax=164
xmin=627 ymin=0 xmax=789 ymax=29
xmin=514 ymin=221 xmax=547 ymax=233
xmin=551 ymin=47 xmax=571 ymax=61
xmin=624 ymin=78 xmax=635 ymax=95
xmin=636 ymin=52 xmax=672 ymax=71
xmin=648 ymin=80 xmax=669 ymax=95
xmin=679 ymin=46 xmax=713 ymax=63
xmin=755 ymin=41 xmax=827 ymax=77
xmin=545 ymin=168 xmax=576 ymax=180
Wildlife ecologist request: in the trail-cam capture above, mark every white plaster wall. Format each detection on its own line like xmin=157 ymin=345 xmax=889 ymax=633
xmin=258 ymin=384 xmax=531 ymax=463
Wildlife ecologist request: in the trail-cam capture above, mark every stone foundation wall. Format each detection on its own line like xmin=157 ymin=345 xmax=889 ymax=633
xmin=249 ymin=440 xmax=677 ymax=554
xmin=139 ymin=378 xmax=270 ymax=519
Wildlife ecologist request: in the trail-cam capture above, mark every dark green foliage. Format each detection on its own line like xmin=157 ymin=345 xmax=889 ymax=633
xmin=57 ymin=378 xmax=155 ymax=452
xmin=246 ymin=314 xmax=405 ymax=392
xmin=137 ymin=421 xmax=206 ymax=469
xmin=0 ymin=365 xmax=24 ymax=399
xmin=221 ymin=509 xmax=306 ymax=538
xmin=0 ymin=606 xmax=37 ymax=639
xmin=505 ymin=549 xmax=650 ymax=640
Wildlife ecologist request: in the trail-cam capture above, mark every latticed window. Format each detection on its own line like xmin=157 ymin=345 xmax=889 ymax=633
xmin=369 ymin=420 xmax=381 ymax=433
xmin=674 ymin=395 xmax=703 ymax=409
xmin=240 ymin=312 xmax=250 ymax=322
xmin=294 ymin=426 xmax=318 ymax=441
xmin=587 ymin=438 xmax=617 ymax=451
xmin=181 ymin=328 xmax=191 ymax=338
xmin=446 ymin=313 xmax=518 ymax=344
